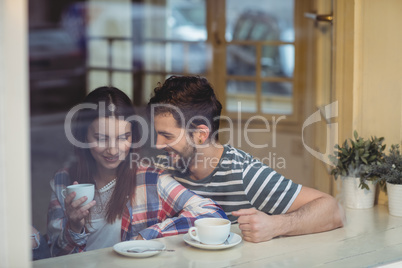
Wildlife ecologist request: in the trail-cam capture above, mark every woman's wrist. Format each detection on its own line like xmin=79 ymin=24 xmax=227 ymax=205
xmin=31 ymin=232 xmax=40 ymax=249
xmin=70 ymin=225 xmax=84 ymax=234
xmin=68 ymin=221 xmax=84 ymax=234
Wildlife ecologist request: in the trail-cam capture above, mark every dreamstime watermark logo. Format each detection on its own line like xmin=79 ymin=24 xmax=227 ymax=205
xmin=63 ymin=101 xmax=338 ymax=167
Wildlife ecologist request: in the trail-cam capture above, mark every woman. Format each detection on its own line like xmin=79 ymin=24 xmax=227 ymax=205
xmin=47 ymin=86 xmax=226 ymax=256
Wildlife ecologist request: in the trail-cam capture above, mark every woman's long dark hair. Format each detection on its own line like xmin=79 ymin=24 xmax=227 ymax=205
xmin=70 ymin=86 xmax=138 ymax=223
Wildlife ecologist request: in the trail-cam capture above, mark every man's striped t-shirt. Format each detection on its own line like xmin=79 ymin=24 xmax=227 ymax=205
xmin=169 ymin=145 xmax=302 ymax=222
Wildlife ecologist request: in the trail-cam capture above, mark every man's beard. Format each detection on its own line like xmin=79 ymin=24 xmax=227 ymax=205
xmin=166 ymin=145 xmax=197 ymax=176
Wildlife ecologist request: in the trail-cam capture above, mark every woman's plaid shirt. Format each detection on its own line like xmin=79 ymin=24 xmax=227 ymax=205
xmin=47 ymin=165 xmax=226 ymax=256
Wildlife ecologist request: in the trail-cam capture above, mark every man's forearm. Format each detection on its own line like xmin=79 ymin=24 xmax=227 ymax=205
xmin=274 ymin=196 xmax=345 ymax=237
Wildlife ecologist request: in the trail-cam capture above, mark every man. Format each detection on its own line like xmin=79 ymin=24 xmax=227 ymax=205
xmin=148 ymin=76 xmax=344 ymax=243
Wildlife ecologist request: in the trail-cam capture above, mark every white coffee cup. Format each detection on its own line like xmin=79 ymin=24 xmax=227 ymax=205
xmin=61 ymin=184 xmax=95 ymax=206
xmin=188 ymin=218 xmax=231 ymax=245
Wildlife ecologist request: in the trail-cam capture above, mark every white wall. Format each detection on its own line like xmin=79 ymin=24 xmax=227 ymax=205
xmin=0 ymin=0 xmax=31 ymax=267
xmin=333 ymin=0 xmax=402 ymax=201
xmin=354 ymin=0 xmax=402 ymax=204
xmin=355 ymin=0 xmax=402 ymax=145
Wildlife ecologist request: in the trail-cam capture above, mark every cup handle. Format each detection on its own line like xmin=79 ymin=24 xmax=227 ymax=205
xmin=61 ymin=188 xmax=67 ymax=199
xmin=188 ymin=227 xmax=200 ymax=242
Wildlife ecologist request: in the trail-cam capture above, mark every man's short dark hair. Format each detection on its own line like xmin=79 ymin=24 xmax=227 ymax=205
xmin=148 ymin=76 xmax=222 ymax=141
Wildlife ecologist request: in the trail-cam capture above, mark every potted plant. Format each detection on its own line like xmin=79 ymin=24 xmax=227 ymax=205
xmin=329 ymin=131 xmax=385 ymax=209
xmin=365 ymin=144 xmax=402 ymax=216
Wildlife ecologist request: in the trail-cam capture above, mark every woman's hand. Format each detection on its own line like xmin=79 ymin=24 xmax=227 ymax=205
xmin=64 ymin=181 xmax=96 ymax=233
xmin=31 ymin=226 xmax=40 ymax=249
xmin=135 ymin=234 xmax=144 ymax=240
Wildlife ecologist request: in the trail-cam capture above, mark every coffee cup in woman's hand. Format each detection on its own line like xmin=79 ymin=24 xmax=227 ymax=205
xmin=62 ymin=184 xmax=95 ymax=206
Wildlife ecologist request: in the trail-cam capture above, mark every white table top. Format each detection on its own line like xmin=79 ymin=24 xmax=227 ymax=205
xmin=33 ymin=205 xmax=402 ymax=268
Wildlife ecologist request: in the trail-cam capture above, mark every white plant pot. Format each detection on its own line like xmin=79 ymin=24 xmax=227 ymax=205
xmin=341 ymin=176 xmax=376 ymax=209
xmin=386 ymin=182 xmax=402 ymax=217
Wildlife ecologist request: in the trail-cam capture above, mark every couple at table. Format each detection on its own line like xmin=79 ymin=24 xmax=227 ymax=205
xmin=47 ymin=76 xmax=344 ymax=257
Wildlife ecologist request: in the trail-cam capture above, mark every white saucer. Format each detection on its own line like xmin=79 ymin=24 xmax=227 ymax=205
xmin=113 ymin=240 xmax=166 ymax=258
xmin=183 ymin=232 xmax=242 ymax=250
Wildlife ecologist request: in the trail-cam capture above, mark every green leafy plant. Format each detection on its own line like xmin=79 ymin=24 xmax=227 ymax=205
xmin=365 ymin=144 xmax=402 ymax=189
xmin=329 ymin=130 xmax=385 ymax=190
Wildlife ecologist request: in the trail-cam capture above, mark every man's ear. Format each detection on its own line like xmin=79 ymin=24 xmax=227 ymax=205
xmin=195 ymin=124 xmax=210 ymax=144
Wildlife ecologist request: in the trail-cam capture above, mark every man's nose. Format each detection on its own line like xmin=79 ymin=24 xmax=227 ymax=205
xmin=155 ymin=135 xmax=166 ymax=150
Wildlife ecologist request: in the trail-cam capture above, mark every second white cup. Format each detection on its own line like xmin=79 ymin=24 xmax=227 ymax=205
xmin=188 ymin=218 xmax=231 ymax=245
xmin=61 ymin=184 xmax=95 ymax=206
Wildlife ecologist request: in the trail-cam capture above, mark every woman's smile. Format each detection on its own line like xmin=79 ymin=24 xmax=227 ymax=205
xmin=103 ymin=155 xmax=119 ymax=162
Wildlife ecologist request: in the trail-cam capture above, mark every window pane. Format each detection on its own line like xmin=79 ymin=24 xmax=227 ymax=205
xmin=87 ymin=0 xmax=132 ymax=38
xmin=88 ymin=70 xmax=108 ymax=92
xmin=112 ymin=72 xmax=133 ymax=100
xmin=226 ymin=0 xmax=294 ymax=42
xmin=168 ymin=42 xmax=184 ymax=72
xmin=144 ymin=42 xmax=166 ymax=72
xmin=88 ymin=39 xmax=108 ymax=67
xmin=188 ymin=43 xmax=208 ymax=73
xmin=147 ymin=0 xmax=207 ymax=41
xmin=227 ymin=45 xmax=256 ymax=76
xmin=111 ymin=40 xmax=132 ymax=69
xmin=167 ymin=42 xmax=208 ymax=73
xmin=226 ymin=80 xmax=256 ymax=112
xmin=261 ymin=82 xmax=292 ymax=114
xmin=167 ymin=0 xmax=207 ymax=41
xmin=261 ymin=45 xmax=294 ymax=77
xmin=143 ymin=73 xmax=166 ymax=104
xmin=142 ymin=0 xmax=208 ymax=74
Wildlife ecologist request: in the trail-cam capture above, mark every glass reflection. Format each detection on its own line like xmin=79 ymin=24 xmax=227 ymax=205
xmin=226 ymin=80 xmax=257 ymax=113
xmin=30 ymin=0 xmax=210 ymax=223
xmin=167 ymin=0 xmax=207 ymax=41
xmin=29 ymin=0 xmax=296 ymax=259
xmin=227 ymin=45 xmax=256 ymax=76
xmin=261 ymin=82 xmax=293 ymax=114
xmin=226 ymin=0 xmax=294 ymax=42
xmin=143 ymin=0 xmax=208 ymax=75
xmin=29 ymin=6 xmax=86 ymax=228
xmin=261 ymin=45 xmax=294 ymax=77
xmin=225 ymin=0 xmax=295 ymax=115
